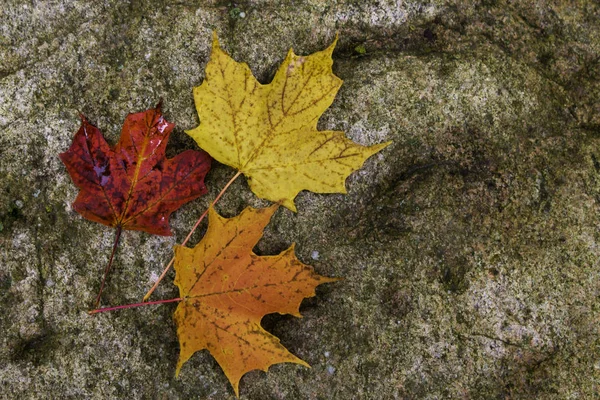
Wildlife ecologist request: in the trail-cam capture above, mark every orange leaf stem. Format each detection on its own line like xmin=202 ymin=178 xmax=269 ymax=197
xmin=142 ymin=170 xmax=243 ymax=302
xmin=89 ymin=297 xmax=182 ymax=315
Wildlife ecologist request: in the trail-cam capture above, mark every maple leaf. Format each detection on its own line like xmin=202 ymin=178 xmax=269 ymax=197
xmin=173 ymin=205 xmax=338 ymax=396
xmin=186 ymin=33 xmax=391 ymax=211
xmin=60 ymin=103 xmax=212 ymax=236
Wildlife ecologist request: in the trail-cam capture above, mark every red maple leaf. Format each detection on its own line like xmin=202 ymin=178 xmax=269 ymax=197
xmin=60 ymin=103 xmax=211 ymax=236
xmin=60 ymin=103 xmax=211 ymax=307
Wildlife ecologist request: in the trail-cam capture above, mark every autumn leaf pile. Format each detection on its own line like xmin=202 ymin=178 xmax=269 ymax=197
xmin=60 ymin=32 xmax=390 ymax=396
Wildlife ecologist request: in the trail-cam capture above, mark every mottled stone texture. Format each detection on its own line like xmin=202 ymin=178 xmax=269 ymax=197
xmin=1 ymin=0 xmax=599 ymax=398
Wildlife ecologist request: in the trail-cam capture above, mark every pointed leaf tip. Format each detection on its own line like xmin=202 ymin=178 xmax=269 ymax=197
xmin=327 ymin=33 xmax=339 ymax=54
xmin=261 ymin=202 xmax=280 ymax=218
xmin=211 ymin=30 xmax=220 ymax=49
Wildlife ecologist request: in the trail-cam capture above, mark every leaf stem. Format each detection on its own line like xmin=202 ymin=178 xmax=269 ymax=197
xmin=142 ymin=170 xmax=243 ymax=302
xmin=89 ymin=297 xmax=182 ymax=314
xmin=94 ymin=225 xmax=122 ymax=309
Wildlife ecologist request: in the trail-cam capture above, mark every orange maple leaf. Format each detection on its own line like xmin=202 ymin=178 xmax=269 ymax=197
xmin=173 ymin=205 xmax=338 ymax=396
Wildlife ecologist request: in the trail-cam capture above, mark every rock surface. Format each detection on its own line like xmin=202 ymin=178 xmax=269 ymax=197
xmin=1 ymin=0 xmax=599 ymax=398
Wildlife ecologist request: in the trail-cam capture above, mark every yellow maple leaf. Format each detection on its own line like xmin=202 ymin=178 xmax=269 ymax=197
xmin=173 ymin=204 xmax=338 ymax=396
xmin=186 ymin=33 xmax=391 ymax=211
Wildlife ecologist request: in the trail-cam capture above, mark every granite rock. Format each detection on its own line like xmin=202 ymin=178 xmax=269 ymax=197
xmin=1 ymin=0 xmax=599 ymax=398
